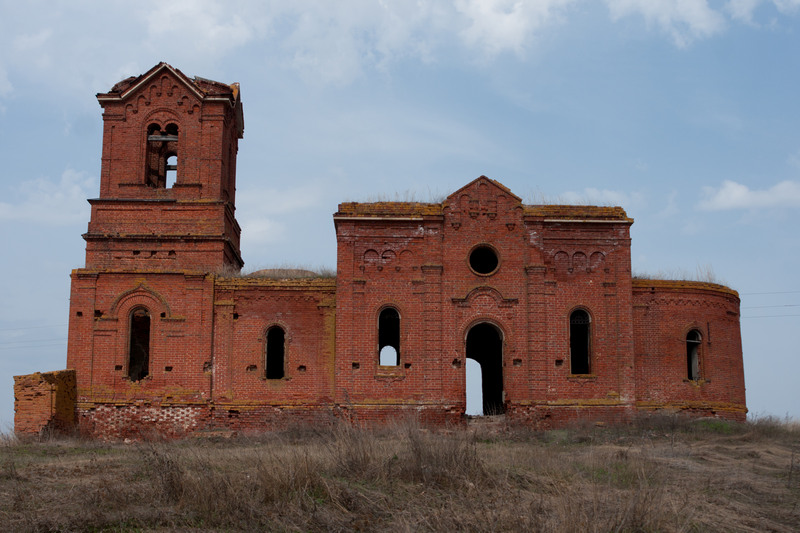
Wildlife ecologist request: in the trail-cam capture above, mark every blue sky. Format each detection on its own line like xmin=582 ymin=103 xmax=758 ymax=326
xmin=1 ymin=0 xmax=799 ymax=429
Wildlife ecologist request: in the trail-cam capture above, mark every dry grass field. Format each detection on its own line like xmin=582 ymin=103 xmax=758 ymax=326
xmin=0 ymin=415 xmax=798 ymax=532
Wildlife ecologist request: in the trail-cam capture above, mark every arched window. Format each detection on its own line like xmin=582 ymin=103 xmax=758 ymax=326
xmin=378 ymin=307 xmax=400 ymax=366
xmin=686 ymin=330 xmax=702 ymax=380
xmin=165 ymin=154 xmax=177 ymax=188
xmin=128 ymin=308 xmax=150 ymax=381
xmin=569 ymin=309 xmax=591 ymax=374
xmin=145 ymin=122 xmax=179 ymax=188
xmin=265 ymin=326 xmax=285 ymax=379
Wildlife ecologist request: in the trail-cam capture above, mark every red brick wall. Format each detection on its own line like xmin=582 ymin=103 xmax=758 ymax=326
xmin=333 ymin=178 xmax=641 ymax=425
xmin=633 ymin=280 xmax=746 ymax=420
xmin=211 ymin=277 xmax=337 ymax=415
xmin=67 ymin=271 xmax=215 ymax=409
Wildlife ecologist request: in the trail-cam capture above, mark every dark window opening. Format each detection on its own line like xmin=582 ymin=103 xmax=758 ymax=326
xmin=128 ymin=308 xmax=150 ymax=381
xmin=570 ymin=309 xmax=591 ymax=374
xmin=378 ymin=307 xmax=400 ymax=366
xmin=265 ymin=326 xmax=285 ymax=379
xmin=469 ymin=245 xmax=499 ymax=275
xmin=466 ymin=323 xmax=504 ymax=415
xmin=145 ymin=122 xmax=179 ymax=188
xmin=686 ymin=330 xmax=702 ymax=380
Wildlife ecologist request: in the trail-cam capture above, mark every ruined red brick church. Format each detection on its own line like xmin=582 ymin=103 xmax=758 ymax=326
xmin=15 ymin=63 xmax=747 ymax=438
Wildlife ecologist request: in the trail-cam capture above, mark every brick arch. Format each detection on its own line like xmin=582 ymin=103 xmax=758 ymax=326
xmin=590 ymin=251 xmax=606 ymax=270
xmin=453 ymin=285 xmax=517 ymax=308
xmin=681 ymin=323 xmax=704 ymax=341
xmin=258 ymin=319 xmax=293 ymax=344
xmin=460 ymin=317 xmax=506 ymax=345
xmin=110 ymin=289 xmax=167 ymax=382
xmin=567 ymin=304 xmax=593 ymax=320
xmin=462 ymin=318 xmax=507 ymax=416
xmin=140 ymin=108 xmax=183 ymax=133
xmin=363 ymin=249 xmax=379 ymax=263
xmin=110 ymin=284 xmax=171 ymax=319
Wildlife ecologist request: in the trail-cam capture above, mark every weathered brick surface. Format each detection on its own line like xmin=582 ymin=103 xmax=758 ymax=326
xmin=13 ymin=370 xmax=77 ymax=436
xmin=14 ymin=63 xmax=747 ymax=439
xmin=632 ymin=280 xmax=746 ymax=420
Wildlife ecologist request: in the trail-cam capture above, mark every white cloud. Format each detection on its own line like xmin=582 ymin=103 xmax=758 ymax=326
xmin=13 ymin=29 xmax=52 ymax=53
xmin=276 ymin=2 xmax=449 ymax=85
xmin=144 ymin=0 xmax=266 ymax=56
xmin=235 ymin=182 xmax=327 ymax=246
xmin=727 ymin=0 xmax=763 ymax=22
xmin=774 ymin=0 xmax=800 ymax=12
xmin=560 ymin=188 xmax=645 ymax=208
xmin=698 ymin=180 xmax=800 ymax=210
xmin=239 ymin=217 xmax=288 ymax=246
xmin=0 ymin=169 xmax=97 ymax=225
xmin=455 ymin=0 xmax=577 ymax=58
xmin=0 ymin=66 xmax=11 ymax=99
xmin=605 ymin=0 xmax=726 ymax=47
xmin=237 ymin=183 xmax=326 ymax=215
xmin=727 ymin=0 xmax=800 ymax=22
xmin=0 ymin=0 xmax=799 ymax=102
xmin=657 ymin=190 xmax=680 ymax=218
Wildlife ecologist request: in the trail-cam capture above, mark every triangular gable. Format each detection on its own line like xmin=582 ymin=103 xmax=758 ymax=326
xmin=445 ymin=176 xmax=522 ymax=205
xmin=97 ymin=61 xmax=212 ymax=102
xmin=115 ymin=62 xmax=205 ymax=102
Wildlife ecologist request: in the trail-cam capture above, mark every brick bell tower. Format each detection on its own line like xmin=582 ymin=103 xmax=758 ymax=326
xmin=65 ymin=63 xmax=245 ymax=433
xmin=86 ymin=62 xmax=244 ymax=271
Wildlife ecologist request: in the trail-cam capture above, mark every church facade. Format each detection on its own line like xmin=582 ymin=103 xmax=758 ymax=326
xmin=15 ymin=64 xmax=747 ymax=439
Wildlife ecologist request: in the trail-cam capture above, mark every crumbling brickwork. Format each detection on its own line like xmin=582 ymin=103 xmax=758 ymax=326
xmin=13 ymin=370 xmax=76 ymax=436
xmin=14 ymin=63 xmax=747 ymax=439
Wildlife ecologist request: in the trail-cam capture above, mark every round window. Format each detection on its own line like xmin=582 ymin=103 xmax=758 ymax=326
xmin=469 ymin=245 xmax=499 ymax=275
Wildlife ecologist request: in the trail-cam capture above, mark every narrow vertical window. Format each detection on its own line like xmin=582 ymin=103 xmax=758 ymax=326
xmin=265 ymin=326 xmax=285 ymax=379
xmin=145 ymin=122 xmax=179 ymax=188
xmin=378 ymin=307 xmax=400 ymax=366
xmin=128 ymin=308 xmax=150 ymax=381
xmin=686 ymin=330 xmax=702 ymax=380
xmin=570 ymin=309 xmax=591 ymax=374
xmin=165 ymin=154 xmax=177 ymax=188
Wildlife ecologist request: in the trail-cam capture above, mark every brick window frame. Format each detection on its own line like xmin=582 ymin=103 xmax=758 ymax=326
xmin=127 ymin=307 xmax=151 ymax=382
xmin=377 ymin=305 xmax=401 ymax=367
xmin=569 ymin=307 xmax=593 ymax=375
xmin=685 ymin=328 xmax=703 ymax=381
xmin=264 ymin=325 xmax=287 ymax=380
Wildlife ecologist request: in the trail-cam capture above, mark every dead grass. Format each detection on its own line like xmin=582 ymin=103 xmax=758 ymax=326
xmin=0 ymin=416 xmax=798 ymax=531
xmin=632 ymin=264 xmax=725 ymax=285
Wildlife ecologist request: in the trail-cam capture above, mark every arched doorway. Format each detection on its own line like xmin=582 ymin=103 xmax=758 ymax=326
xmin=465 ymin=322 xmax=504 ymax=415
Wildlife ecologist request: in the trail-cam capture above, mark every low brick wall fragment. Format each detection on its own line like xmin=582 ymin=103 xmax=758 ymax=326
xmin=14 ymin=370 xmax=77 ymax=437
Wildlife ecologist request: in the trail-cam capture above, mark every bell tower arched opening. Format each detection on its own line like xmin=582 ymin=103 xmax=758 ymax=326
xmin=465 ymin=322 xmax=504 ymax=416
